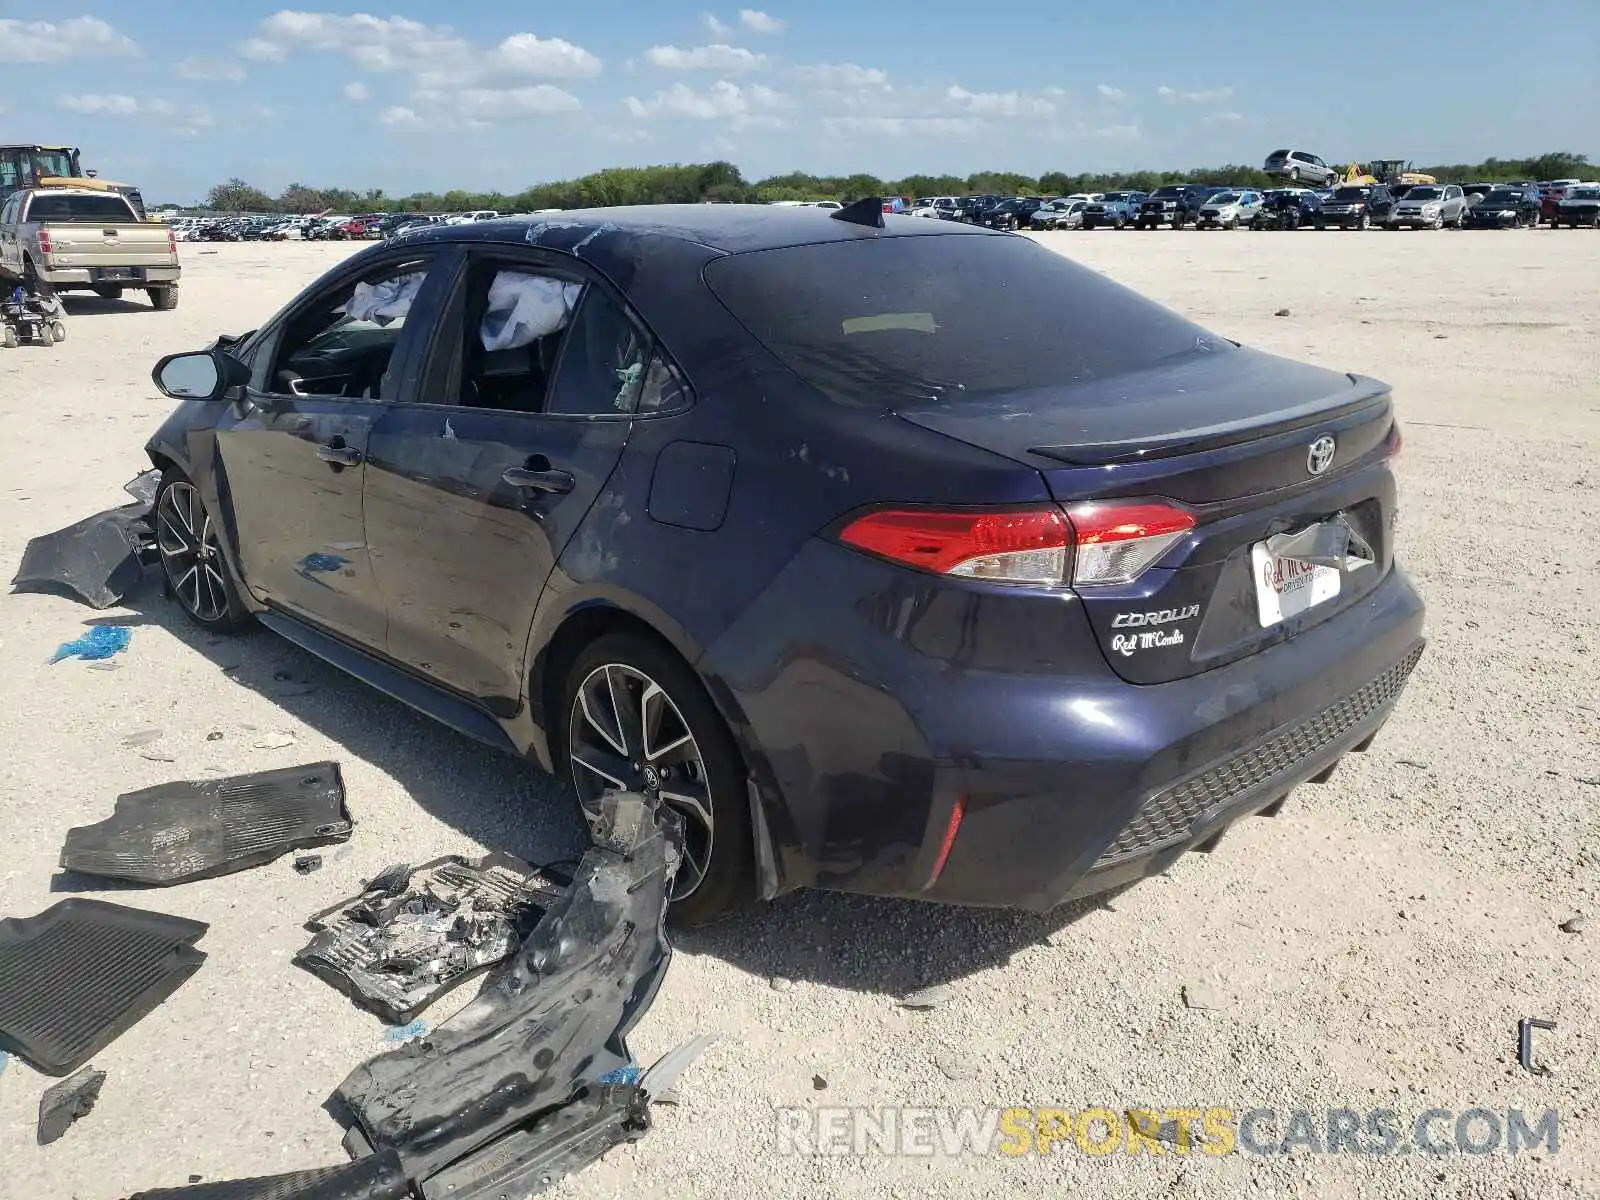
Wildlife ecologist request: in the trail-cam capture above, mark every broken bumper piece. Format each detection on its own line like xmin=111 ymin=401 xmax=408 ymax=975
xmin=294 ymin=852 xmax=568 ymax=1025
xmin=61 ymin=763 xmax=353 ymax=886
xmin=128 ymin=1149 xmax=411 ymax=1199
xmin=132 ymin=794 xmax=689 ymax=1200
xmin=9 ymin=470 xmax=160 ymax=610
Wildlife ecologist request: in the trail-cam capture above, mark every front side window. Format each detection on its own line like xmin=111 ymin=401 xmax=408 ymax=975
xmin=267 ymin=256 xmax=435 ymax=399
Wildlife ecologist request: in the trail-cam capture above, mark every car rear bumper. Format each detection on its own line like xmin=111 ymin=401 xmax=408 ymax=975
xmin=708 ymin=540 xmax=1426 ymax=911
xmin=37 ymin=264 xmax=180 ymax=285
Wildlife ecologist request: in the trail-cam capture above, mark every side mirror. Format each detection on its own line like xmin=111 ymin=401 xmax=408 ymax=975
xmin=151 ymin=349 xmax=251 ymax=401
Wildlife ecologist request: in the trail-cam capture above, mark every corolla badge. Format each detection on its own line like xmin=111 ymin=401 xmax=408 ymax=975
xmin=1306 ymin=435 xmax=1337 ymax=476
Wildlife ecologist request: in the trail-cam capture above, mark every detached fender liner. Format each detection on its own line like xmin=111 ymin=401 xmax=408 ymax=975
xmin=0 ymin=899 xmax=206 ymax=1076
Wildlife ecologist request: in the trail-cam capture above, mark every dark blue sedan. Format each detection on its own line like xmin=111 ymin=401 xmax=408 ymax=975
xmin=143 ymin=202 xmax=1426 ymax=925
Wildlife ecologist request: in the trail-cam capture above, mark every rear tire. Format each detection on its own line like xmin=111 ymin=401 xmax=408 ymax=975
xmin=149 ymin=286 xmax=179 ymax=311
xmin=1 ymin=326 xmax=16 ymax=349
xmin=154 ymin=469 xmax=252 ymax=633
xmin=557 ymin=632 xmax=755 ymax=928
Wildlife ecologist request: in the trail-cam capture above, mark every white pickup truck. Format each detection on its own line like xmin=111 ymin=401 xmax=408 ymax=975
xmin=0 ymin=186 xmax=180 ymax=310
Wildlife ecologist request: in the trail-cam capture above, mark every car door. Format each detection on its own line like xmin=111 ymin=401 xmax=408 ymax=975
xmin=1443 ymin=185 xmax=1463 ymax=221
xmin=214 ymin=246 xmax=454 ymax=649
xmin=362 ymin=248 xmax=652 ymax=708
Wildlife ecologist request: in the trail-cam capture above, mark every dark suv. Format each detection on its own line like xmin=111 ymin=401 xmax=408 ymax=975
xmin=1314 ymin=185 xmax=1392 ymax=230
xmin=1135 ymin=185 xmax=1213 ymax=229
xmin=1464 ymin=185 xmax=1541 ymax=229
xmin=978 ymin=197 xmax=1046 ymax=230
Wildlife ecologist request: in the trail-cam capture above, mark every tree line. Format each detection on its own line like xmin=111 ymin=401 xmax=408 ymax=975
xmin=194 ymin=152 xmax=1593 ymax=215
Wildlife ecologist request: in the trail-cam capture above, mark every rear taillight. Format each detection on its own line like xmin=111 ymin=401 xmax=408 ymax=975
xmin=1064 ymin=502 xmax=1196 ymax=587
xmin=839 ymin=508 xmax=1071 ymax=586
xmin=167 ymin=227 xmax=177 ymax=255
xmin=837 ymin=500 xmax=1194 ymax=588
xmin=36 ymin=228 xmax=53 ymax=254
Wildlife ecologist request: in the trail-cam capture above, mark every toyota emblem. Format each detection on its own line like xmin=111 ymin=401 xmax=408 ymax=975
xmin=1306 ymin=435 xmax=1337 ymax=476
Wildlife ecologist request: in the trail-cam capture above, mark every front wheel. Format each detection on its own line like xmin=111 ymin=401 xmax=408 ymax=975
xmin=154 ymin=470 xmax=252 ymax=632
xmin=559 ymin=632 xmax=754 ymax=927
xmin=1358 ymin=213 xmax=1370 ymax=230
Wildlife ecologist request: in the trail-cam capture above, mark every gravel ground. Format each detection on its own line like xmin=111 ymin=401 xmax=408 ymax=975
xmin=0 ymin=228 xmax=1595 ymax=1199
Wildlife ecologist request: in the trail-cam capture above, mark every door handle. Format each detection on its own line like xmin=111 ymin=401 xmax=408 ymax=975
xmin=316 ymin=442 xmax=362 ymax=467
xmin=502 ymin=466 xmax=575 ymax=495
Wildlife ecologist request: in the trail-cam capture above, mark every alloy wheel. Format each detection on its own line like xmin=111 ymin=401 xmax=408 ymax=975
xmin=569 ymin=662 xmax=714 ymax=900
xmin=156 ymin=481 xmax=232 ymax=623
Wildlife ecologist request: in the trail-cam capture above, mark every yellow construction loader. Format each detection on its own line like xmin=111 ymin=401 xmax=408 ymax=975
xmin=1 ymin=144 xmax=149 ymax=218
xmin=1337 ymin=159 xmax=1437 ymax=188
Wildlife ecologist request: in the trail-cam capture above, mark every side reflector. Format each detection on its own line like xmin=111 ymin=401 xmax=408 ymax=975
xmin=838 ymin=508 xmax=1071 ymax=586
xmin=928 ymin=795 xmax=967 ymax=885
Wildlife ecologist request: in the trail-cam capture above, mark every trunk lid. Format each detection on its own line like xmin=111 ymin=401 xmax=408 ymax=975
xmin=894 ymin=347 xmax=1400 ymax=684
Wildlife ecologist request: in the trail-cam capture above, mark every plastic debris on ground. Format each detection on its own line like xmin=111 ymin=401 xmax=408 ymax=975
xmin=293 ymin=852 xmax=567 ymax=1025
xmin=49 ymin=624 xmax=131 ymax=664
xmin=132 ymin=793 xmax=711 ymax=1200
xmin=13 ymin=505 xmax=153 ymax=610
xmin=59 ymin=763 xmax=352 ymax=886
xmin=37 ymin=1066 xmax=107 ymax=1145
xmin=0 ymin=899 xmax=207 ymax=1075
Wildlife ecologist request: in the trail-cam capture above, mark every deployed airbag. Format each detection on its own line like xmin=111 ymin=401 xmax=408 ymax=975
xmin=343 ymin=273 xmax=425 ymax=325
xmin=293 ymin=852 xmax=566 ymax=1025
xmin=480 ymin=271 xmax=580 ymax=352
xmin=60 ymin=764 xmax=353 ymax=886
xmin=0 ymin=899 xmax=206 ymax=1075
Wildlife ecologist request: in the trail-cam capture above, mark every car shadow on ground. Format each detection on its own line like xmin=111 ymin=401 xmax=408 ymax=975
xmin=45 ymin=571 xmax=1131 ymax=993
xmin=58 ymin=295 xmax=155 ymax=316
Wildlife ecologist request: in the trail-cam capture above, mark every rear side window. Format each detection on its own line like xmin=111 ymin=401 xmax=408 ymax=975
xmin=703 ymin=234 xmax=1232 ymax=407
xmin=23 ymin=193 xmax=136 ymax=222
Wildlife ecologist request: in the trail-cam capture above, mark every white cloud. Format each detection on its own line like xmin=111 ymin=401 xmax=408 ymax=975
xmin=739 ymin=9 xmax=785 ymax=33
xmin=57 ymin=93 xmax=143 ymax=116
xmin=176 ymin=56 xmax=245 ymax=82
xmin=824 ymin=116 xmax=983 ymax=139
xmin=241 ymin=12 xmax=600 ymax=86
xmin=1206 ymin=109 xmax=1243 ymax=124
xmin=702 ymin=13 xmax=733 ymax=36
xmin=1157 ymin=84 xmax=1234 ymax=103
xmin=625 ymin=79 xmax=784 ymax=126
xmin=449 ymin=85 xmax=582 ymax=118
xmin=1096 ymin=83 xmax=1126 ymax=101
xmin=788 ymin=62 xmax=887 ymax=87
xmin=0 ymin=16 xmax=137 ymax=63
xmin=1091 ymin=122 xmax=1141 ymax=141
xmin=239 ymin=37 xmax=286 ymax=62
xmin=645 ymin=43 xmax=766 ymax=71
xmin=945 ymin=84 xmax=1054 ymax=118
xmin=378 ymin=105 xmax=425 ymax=129
xmin=343 ymin=81 xmax=369 ymax=101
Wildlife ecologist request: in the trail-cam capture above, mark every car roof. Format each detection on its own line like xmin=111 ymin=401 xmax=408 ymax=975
xmin=402 ymin=203 xmax=1000 ymax=256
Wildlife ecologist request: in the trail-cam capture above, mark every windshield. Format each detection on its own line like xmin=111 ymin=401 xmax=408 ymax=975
xmin=1331 ymin=188 xmax=1369 ymax=202
xmin=24 ymin=192 xmax=136 ymax=222
xmin=1404 ymin=187 xmax=1441 ymax=200
xmin=1483 ymin=191 xmax=1522 ymax=204
xmin=1566 ymin=188 xmax=1600 ymax=200
xmin=703 ymin=234 xmax=1232 ymax=408
xmin=1150 ymin=187 xmax=1183 ymax=198
xmin=1209 ymin=193 xmax=1240 ymax=205
xmin=31 ymin=149 xmax=77 ymax=178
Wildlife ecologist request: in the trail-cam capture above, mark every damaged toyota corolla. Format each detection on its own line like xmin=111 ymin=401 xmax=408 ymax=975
xmin=135 ymin=200 xmax=1425 ymax=925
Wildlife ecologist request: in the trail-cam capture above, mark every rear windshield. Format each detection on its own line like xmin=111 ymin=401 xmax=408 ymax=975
xmin=24 ymin=193 xmax=136 ymax=222
xmin=703 ymin=234 xmax=1232 ymax=407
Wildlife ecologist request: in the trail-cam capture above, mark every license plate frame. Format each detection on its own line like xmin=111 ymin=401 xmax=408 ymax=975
xmin=1250 ymin=536 xmax=1341 ymax=628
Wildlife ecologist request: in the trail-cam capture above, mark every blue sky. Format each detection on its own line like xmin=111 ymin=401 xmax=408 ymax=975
xmin=4 ymin=3 xmax=1596 ymax=202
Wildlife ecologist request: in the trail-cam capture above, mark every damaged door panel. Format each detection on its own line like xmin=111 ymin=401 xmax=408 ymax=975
xmin=293 ymin=853 xmax=569 ymax=1025
xmin=0 ymin=899 xmax=206 ymax=1075
xmin=60 ymin=764 xmax=353 ymax=886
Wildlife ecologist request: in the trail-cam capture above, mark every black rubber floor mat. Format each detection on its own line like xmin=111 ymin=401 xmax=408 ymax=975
xmin=0 ymin=899 xmax=206 ymax=1076
xmin=11 ymin=501 xmax=152 ymax=610
xmin=294 ymin=853 xmax=564 ymax=1025
xmin=128 ymin=1149 xmax=410 ymax=1199
xmin=61 ymin=764 xmax=353 ymax=886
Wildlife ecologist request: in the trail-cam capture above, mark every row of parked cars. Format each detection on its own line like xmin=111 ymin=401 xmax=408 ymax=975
xmin=167 ymin=208 xmax=562 ymax=244
xmin=903 ymin=179 xmax=1600 ymax=234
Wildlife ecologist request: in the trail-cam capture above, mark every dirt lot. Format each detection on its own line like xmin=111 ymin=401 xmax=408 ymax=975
xmin=1 ymin=228 xmax=1595 ymax=1199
